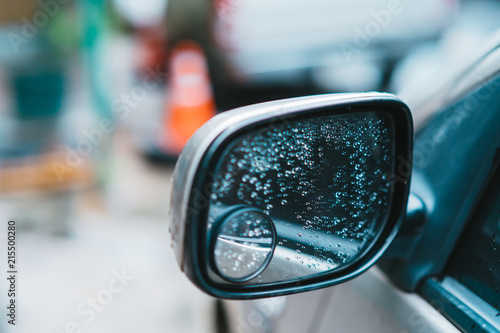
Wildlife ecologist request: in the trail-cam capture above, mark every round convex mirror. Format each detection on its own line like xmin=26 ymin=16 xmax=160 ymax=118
xmin=212 ymin=207 xmax=276 ymax=282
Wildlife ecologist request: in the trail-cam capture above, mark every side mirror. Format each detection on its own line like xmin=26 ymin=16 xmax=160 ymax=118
xmin=169 ymin=93 xmax=412 ymax=299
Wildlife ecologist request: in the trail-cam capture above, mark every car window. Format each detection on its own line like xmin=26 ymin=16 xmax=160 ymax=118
xmin=445 ymin=162 xmax=500 ymax=310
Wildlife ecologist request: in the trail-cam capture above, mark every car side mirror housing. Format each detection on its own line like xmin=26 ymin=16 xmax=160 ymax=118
xmin=169 ymin=93 xmax=412 ymax=299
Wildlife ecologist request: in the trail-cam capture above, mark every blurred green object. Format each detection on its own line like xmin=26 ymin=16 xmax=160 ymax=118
xmin=46 ymin=6 xmax=80 ymax=52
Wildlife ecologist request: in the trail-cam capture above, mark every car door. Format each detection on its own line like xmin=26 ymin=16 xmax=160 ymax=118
xmin=422 ymin=161 xmax=500 ymax=332
xmin=379 ymin=32 xmax=500 ymax=332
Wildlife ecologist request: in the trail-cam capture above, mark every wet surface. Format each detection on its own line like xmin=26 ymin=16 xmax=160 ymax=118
xmin=208 ymin=111 xmax=395 ymax=285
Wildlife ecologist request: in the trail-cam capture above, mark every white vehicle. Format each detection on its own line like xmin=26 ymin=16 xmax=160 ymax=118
xmin=167 ymin=0 xmax=457 ymax=108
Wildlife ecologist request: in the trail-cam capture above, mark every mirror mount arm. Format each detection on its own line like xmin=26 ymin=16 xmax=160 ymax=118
xmin=381 ymin=193 xmax=427 ymax=260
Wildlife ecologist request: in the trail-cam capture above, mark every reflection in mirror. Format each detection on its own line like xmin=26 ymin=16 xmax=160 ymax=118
xmin=207 ymin=111 xmax=395 ymax=285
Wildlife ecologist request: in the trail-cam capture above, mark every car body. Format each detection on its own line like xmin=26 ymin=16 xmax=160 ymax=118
xmin=209 ymin=29 xmax=500 ymax=333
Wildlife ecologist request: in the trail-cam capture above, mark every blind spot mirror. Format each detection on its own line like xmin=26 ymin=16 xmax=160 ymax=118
xmin=213 ymin=207 xmax=276 ymax=282
xmin=169 ymin=93 xmax=412 ymax=299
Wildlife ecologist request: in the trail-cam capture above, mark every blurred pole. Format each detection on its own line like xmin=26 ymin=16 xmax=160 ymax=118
xmin=78 ymin=0 xmax=112 ymax=120
xmin=77 ymin=0 xmax=114 ymax=186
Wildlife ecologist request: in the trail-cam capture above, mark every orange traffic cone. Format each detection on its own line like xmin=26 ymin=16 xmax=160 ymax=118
xmin=160 ymin=40 xmax=216 ymax=157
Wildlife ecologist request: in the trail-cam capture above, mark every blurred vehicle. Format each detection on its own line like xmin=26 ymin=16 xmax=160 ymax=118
xmin=146 ymin=0 xmax=457 ymax=160
xmin=390 ymin=0 xmax=500 ymax=95
xmin=167 ymin=0 xmax=458 ymax=109
xmin=169 ymin=25 xmax=500 ymax=333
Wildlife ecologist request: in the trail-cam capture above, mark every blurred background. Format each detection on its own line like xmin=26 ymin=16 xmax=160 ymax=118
xmin=0 ymin=0 xmax=499 ymax=332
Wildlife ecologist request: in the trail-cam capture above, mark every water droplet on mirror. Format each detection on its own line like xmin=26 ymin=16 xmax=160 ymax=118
xmin=208 ymin=111 xmax=395 ymax=284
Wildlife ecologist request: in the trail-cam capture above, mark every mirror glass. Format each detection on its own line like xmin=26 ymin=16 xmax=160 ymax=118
xmin=207 ymin=111 xmax=395 ymax=285
xmin=213 ymin=207 xmax=276 ymax=282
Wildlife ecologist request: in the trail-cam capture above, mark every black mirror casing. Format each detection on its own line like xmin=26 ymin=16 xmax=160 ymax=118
xmin=169 ymin=93 xmax=413 ymax=299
